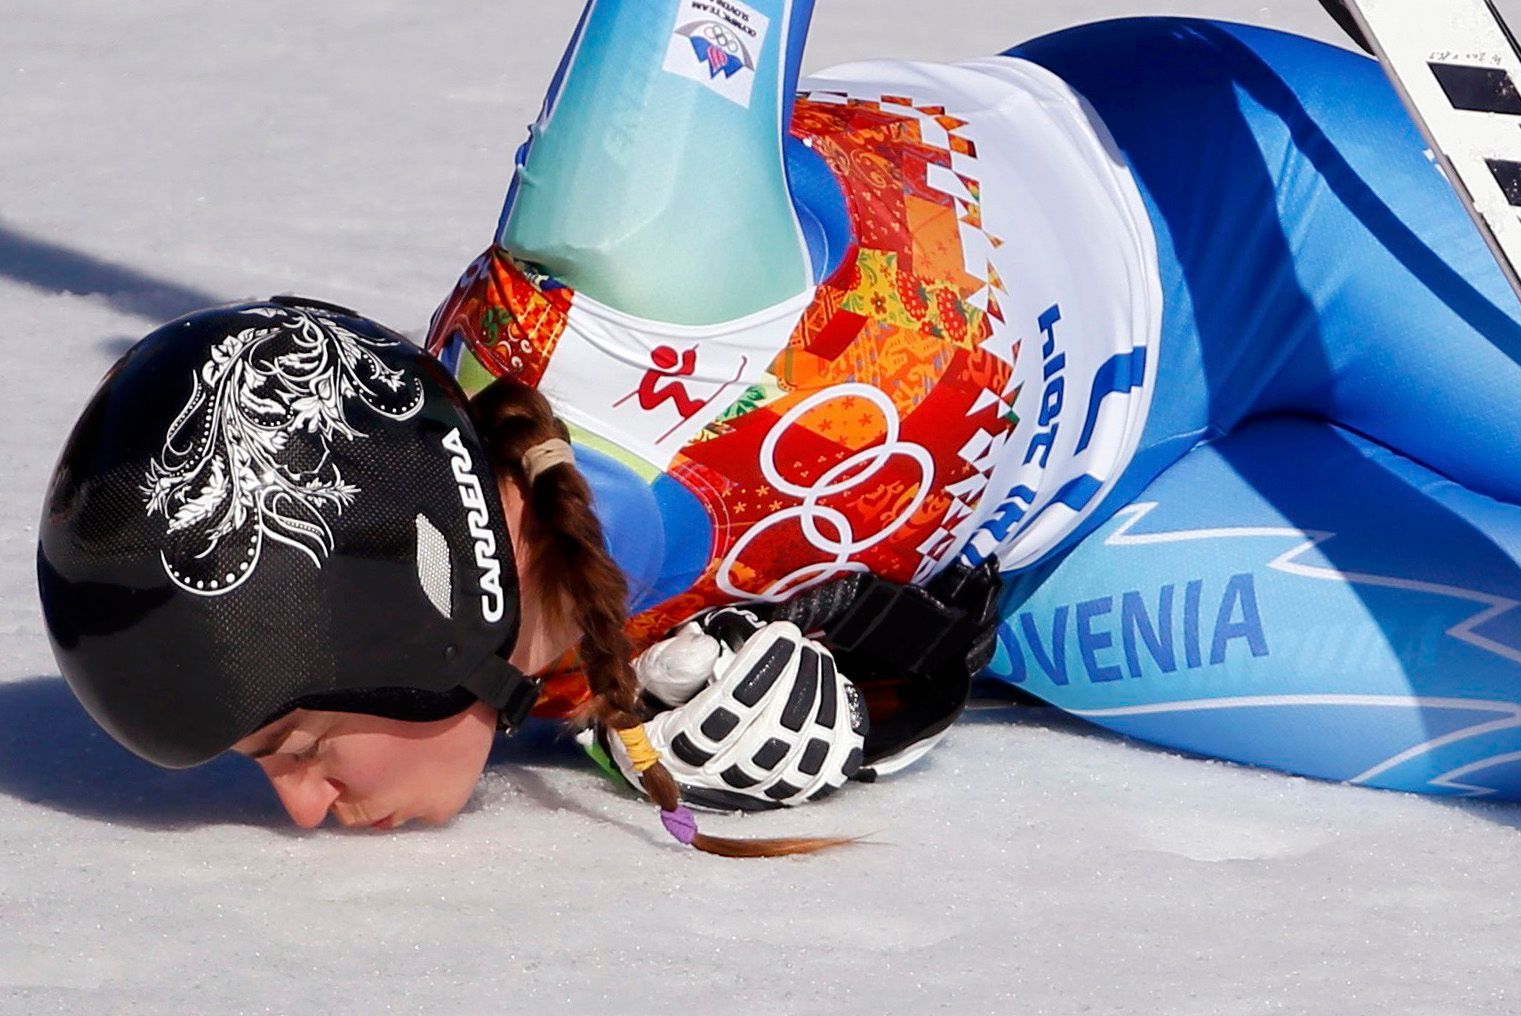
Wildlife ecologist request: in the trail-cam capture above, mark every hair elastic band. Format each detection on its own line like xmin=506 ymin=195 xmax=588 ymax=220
xmin=616 ymin=725 xmax=661 ymax=773
xmin=521 ymin=438 xmax=575 ymax=485
xmin=617 ymin=726 xmax=700 ymax=846
xmin=661 ymin=806 xmax=699 ymax=846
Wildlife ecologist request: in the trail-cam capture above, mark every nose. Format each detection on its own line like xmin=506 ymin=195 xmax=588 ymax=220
xmin=266 ymin=766 xmax=343 ymax=829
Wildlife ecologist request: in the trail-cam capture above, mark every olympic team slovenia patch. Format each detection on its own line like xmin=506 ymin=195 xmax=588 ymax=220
xmin=662 ymin=0 xmax=771 ymax=108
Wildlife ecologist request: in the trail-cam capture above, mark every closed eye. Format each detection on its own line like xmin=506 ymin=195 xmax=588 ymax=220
xmin=252 ymin=735 xmax=321 ymax=764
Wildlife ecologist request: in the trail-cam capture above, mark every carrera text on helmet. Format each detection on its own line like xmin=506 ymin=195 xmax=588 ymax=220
xmin=442 ymin=427 xmax=506 ymax=623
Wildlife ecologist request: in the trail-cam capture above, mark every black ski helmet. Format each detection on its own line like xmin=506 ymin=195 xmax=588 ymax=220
xmin=37 ymin=297 xmax=539 ymax=769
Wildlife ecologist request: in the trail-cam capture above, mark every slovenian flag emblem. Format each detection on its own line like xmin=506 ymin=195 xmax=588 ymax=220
xmin=676 ymin=20 xmax=755 ymax=81
xmin=691 ymin=36 xmax=745 ymax=79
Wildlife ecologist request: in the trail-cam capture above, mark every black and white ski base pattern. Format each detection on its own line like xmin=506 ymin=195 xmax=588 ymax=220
xmin=1343 ymin=0 xmax=1521 ymax=295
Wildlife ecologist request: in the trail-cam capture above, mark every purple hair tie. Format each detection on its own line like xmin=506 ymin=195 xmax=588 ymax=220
xmin=661 ymin=806 xmax=699 ymax=846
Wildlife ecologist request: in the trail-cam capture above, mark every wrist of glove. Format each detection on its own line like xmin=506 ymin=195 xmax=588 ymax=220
xmin=604 ymin=608 xmax=868 ymax=811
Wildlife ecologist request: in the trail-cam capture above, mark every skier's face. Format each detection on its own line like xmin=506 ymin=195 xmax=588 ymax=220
xmin=233 ymin=702 xmax=497 ymax=830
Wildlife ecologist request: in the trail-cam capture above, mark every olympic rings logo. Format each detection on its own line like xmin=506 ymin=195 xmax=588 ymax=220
xmin=702 ymin=23 xmax=741 ymax=55
xmin=716 ymin=385 xmax=935 ymax=601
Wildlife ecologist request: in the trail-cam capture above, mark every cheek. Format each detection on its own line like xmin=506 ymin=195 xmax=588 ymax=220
xmin=324 ymin=721 xmax=495 ymax=819
xmin=323 ymin=734 xmax=419 ymax=800
xmin=418 ymin=722 xmax=498 ymax=819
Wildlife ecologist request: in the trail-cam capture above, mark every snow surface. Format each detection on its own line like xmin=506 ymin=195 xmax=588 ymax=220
xmin=3 ymin=2 xmax=1520 ymax=1013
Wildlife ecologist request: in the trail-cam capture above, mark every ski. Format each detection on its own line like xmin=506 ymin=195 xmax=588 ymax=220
xmin=1328 ymin=0 xmax=1521 ymax=302
xmin=1318 ymin=0 xmax=1371 ymax=52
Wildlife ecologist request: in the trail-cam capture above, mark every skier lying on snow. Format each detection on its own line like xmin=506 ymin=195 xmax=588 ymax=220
xmin=39 ymin=1 xmax=1521 ymax=853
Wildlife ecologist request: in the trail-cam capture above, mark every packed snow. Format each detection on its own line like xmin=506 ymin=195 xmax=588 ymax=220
xmin=3 ymin=2 xmax=1519 ymax=1013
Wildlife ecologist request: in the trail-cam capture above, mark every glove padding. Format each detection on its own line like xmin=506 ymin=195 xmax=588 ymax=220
xmin=607 ymin=610 xmax=868 ymax=811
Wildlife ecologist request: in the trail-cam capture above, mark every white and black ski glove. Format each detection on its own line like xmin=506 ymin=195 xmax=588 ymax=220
xmin=605 ymin=608 xmax=869 ymax=812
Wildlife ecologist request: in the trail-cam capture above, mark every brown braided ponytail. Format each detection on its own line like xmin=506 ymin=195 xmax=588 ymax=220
xmin=470 ymin=377 xmax=854 ymax=858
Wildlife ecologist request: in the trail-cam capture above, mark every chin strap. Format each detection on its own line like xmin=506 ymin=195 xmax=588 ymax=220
xmin=463 ymin=653 xmax=542 ymax=734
